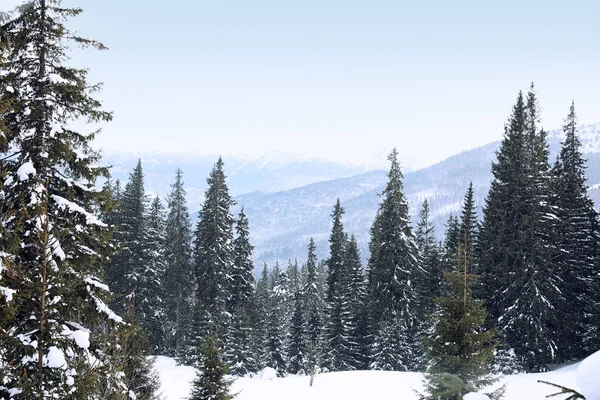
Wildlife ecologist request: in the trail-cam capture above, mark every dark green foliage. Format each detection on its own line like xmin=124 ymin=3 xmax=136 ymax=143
xmin=252 ymin=264 xmax=270 ymax=369
xmin=142 ymin=196 xmax=168 ymax=353
xmin=422 ymin=272 xmax=498 ymax=395
xmin=0 ymin=0 xmax=146 ymax=396
xmin=163 ymin=169 xmax=194 ymax=357
xmin=344 ymin=235 xmax=369 ymax=370
xmin=478 ymin=87 xmax=564 ymax=372
xmin=324 ymin=200 xmax=356 ymax=371
xmin=192 ymin=157 xmax=235 ymax=342
xmin=226 ymin=310 xmax=256 ymax=376
xmin=287 ymin=290 xmax=306 ymax=374
xmin=304 ymin=239 xmax=323 ymax=364
xmin=369 ymin=310 xmax=410 ymax=371
xmin=116 ymin=304 xmax=162 ymax=400
xmin=367 ymin=149 xmax=420 ymax=370
xmin=458 ymin=184 xmax=478 ymax=273
xmin=552 ymin=102 xmax=600 ymax=357
xmin=442 ymin=215 xmax=459 ymax=271
xmin=189 ymin=330 xmax=236 ymax=400
xmin=106 ymin=160 xmax=148 ymax=311
xmin=414 ymin=200 xmax=444 ymax=370
xmin=228 ymin=208 xmax=255 ymax=313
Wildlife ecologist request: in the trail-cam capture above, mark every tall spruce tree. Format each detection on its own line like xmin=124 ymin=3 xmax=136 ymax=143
xmin=0 ymin=1 xmax=148 ymax=396
xmin=253 ymin=264 xmax=271 ymax=370
xmin=140 ymin=196 xmax=168 ymax=353
xmin=367 ymin=149 xmax=420 ymax=371
xmin=106 ymin=160 xmax=148 ymax=313
xmin=414 ymin=200 xmax=443 ymax=370
xmin=192 ymin=157 xmax=235 ymax=340
xmin=324 ymin=199 xmax=355 ymax=371
xmin=304 ymin=238 xmax=324 ymax=374
xmin=478 ymin=88 xmax=564 ymax=372
xmin=264 ymin=268 xmax=288 ymax=376
xmin=344 ymin=235 xmax=369 ymax=370
xmin=458 ymin=183 xmax=478 ymax=273
xmin=553 ymin=102 xmax=600 ymax=357
xmin=229 ymin=208 xmax=255 ymax=313
xmin=287 ymin=289 xmax=307 ymax=374
xmin=163 ymin=169 xmax=194 ymax=356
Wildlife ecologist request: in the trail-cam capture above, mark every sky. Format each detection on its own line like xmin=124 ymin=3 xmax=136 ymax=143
xmin=2 ymin=0 xmax=600 ymax=169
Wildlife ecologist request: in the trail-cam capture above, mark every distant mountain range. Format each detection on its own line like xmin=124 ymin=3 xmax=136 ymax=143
xmin=234 ymin=123 xmax=600 ymax=268
xmin=103 ymin=150 xmax=370 ymax=206
xmin=103 ymin=123 xmax=600 ymax=272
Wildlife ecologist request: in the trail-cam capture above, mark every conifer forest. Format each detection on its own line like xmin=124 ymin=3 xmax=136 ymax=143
xmin=1 ymin=1 xmax=600 ymax=400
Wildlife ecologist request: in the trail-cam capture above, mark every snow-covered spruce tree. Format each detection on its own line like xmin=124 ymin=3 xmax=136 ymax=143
xmin=345 ymin=235 xmax=370 ymax=370
xmin=553 ymin=102 xmax=600 ymax=358
xmin=287 ymin=289 xmax=307 ymax=374
xmin=367 ymin=148 xmax=420 ymax=371
xmin=190 ymin=157 xmax=235 ymax=362
xmin=253 ymin=263 xmax=271 ymax=370
xmin=413 ymin=200 xmax=444 ymax=370
xmin=266 ymin=266 xmax=292 ymax=376
xmin=189 ymin=328 xmax=237 ymax=400
xmin=105 ymin=161 xmax=166 ymax=353
xmin=110 ymin=297 xmax=161 ymax=400
xmin=228 ymin=208 xmax=255 ymax=314
xmin=0 ymin=1 xmax=153 ymax=397
xmin=105 ymin=160 xmax=148 ymax=313
xmin=224 ymin=208 xmax=257 ymax=375
xmin=226 ymin=310 xmax=256 ymax=377
xmin=324 ymin=199 xmax=355 ymax=371
xmin=163 ymin=168 xmax=194 ymax=357
xmin=478 ymin=87 xmax=564 ymax=372
xmin=141 ymin=196 xmax=168 ymax=353
xmin=304 ymin=238 xmax=324 ymax=374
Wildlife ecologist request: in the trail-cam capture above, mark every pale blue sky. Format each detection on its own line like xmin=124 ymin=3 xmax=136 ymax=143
xmin=3 ymin=0 xmax=600 ymax=168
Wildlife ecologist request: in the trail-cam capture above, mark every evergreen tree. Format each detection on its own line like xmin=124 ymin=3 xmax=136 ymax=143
xmin=421 ymin=189 xmax=499 ymax=400
xmin=478 ymin=88 xmax=563 ymax=372
xmin=163 ymin=169 xmax=194 ymax=357
xmin=114 ymin=298 xmax=162 ymax=400
xmin=189 ymin=329 xmax=237 ymax=400
xmin=369 ymin=311 xmax=408 ymax=371
xmin=345 ymin=235 xmax=369 ymax=370
xmin=228 ymin=208 xmax=255 ymax=313
xmin=226 ymin=310 xmax=256 ymax=377
xmin=304 ymin=238 xmax=324 ymax=374
xmin=324 ymin=199 xmax=355 ymax=371
xmin=106 ymin=160 xmax=148 ymax=313
xmin=140 ymin=196 xmax=168 ymax=353
xmin=253 ymin=264 xmax=271 ymax=370
xmin=553 ymin=102 xmax=600 ymax=357
xmin=441 ymin=214 xmax=459 ymax=271
xmin=0 ymin=1 xmax=147 ymax=396
xmin=367 ymin=149 xmax=420 ymax=370
xmin=421 ymin=269 xmax=499 ymax=400
xmin=287 ymin=289 xmax=307 ymax=374
xmin=414 ymin=200 xmax=443 ymax=370
xmin=192 ymin=157 xmax=235 ymax=342
xmin=458 ymin=183 xmax=478 ymax=273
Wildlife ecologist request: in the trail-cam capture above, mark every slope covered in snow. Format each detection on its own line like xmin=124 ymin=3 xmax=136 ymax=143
xmin=154 ymin=355 xmax=587 ymax=400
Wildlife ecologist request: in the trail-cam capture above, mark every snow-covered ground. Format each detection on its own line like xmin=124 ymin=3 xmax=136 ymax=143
xmin=154 ymin=355 xmax=592 ymax=400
